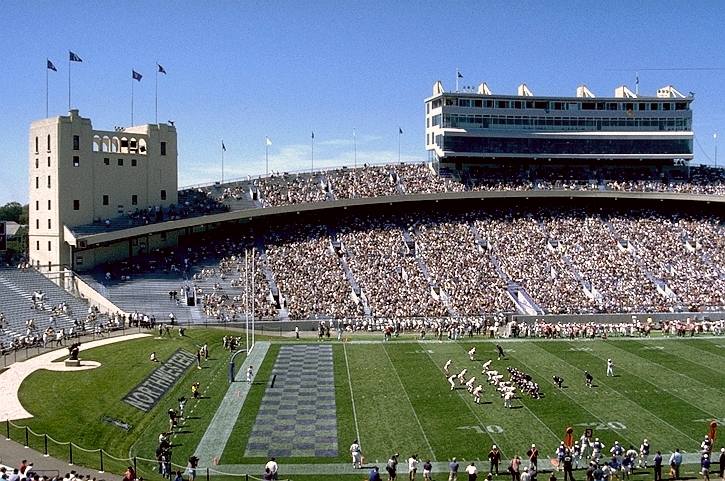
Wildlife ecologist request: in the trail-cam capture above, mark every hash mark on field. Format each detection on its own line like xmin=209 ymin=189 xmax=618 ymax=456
xmin=642 ymin=346 xmax=664 ymax=350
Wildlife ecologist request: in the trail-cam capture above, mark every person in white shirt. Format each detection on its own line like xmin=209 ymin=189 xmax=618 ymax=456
xmin=444 ymin=359 xmax=452 ymax=375
xmin=606 ymin=358 xmax=614 ymax=377
xmin=350 ymin=439 xmax=363 ymax=469
xmin=468 ymin=347 xmax=476 ymax=361
xmin=246 ymin=365 xmax=254 ymax=382
xmin=448 ymin=374 xmax=457 ymax=391
xmin=465 ymin=462 xmax=478 ymax=481
xmin=472 ymin=385 xmax=483 ymax=404
xmin=457 ymin=369 xmax=468 ymax=385
xmin=465 ymin=377 xmax=476 ymax=393
xmin=408 ymin=455 xmax=419 ymax=481
xmin=264 ymin=457 xmax=278 ymax=480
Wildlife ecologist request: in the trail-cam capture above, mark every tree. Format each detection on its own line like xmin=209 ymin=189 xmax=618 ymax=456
xmin=0 ymin=202 xmax=23 ymax=223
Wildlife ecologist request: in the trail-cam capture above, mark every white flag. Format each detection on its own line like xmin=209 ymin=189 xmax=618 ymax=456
xmin=266 ymin=137 xmax=272 ymax=146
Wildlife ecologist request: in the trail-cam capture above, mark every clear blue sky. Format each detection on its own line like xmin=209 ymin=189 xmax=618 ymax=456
xmin=1 ymin=1 xmax=724 ymax=205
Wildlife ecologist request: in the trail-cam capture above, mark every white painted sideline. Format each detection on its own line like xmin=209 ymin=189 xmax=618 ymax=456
xmin=0 ymin=333 xmax=150 ymax=422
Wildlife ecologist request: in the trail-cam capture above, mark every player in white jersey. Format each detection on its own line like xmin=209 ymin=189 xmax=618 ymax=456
xmin=472 ymin=385 xmax=483 ymax=403
xmin=468 ymin=347 xmax=476 ymax=361
xmin=481 ymin=359 xmax=492 ymax=373
xmin=503 ymin=390 xmax=513 ymax=408
xmin=444 ymin=359 xmax=452 ymax=375
xmin=607 ymin=358 xmax=614 ymax=377
xmin=457 ymin=368 xmax=468 ymax=385
xmin=448 ymin=374 xmax=457 ymax=390
xmin=465 ymin=376 xmax=476 ymax=393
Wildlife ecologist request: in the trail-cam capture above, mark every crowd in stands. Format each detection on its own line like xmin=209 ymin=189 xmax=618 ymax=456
xmin=73 ymin=162 xmax=725 ymax=235
xmin=92 ymin=205 xmax=724 ymax=321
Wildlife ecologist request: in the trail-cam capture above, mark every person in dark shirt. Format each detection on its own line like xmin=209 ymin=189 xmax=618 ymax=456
xmin=496 ymin=344 xmax=505 ymax=360
xmin=563 ymin=449 xmax=575 ymax=481
xmin=369 ymin=466 xmax=382 ymax=481
xmin=489 ymin=445 xmax=502 ymax=475
xmin=584 ymin=371 xmax=593 ymax=388
xmin=653 ymin=451 xmax=663 ymax=481
xmin=718 ymin=448 xmax=725 ymax=480
xmin=553 ymin=376 xmax=564 ymax=388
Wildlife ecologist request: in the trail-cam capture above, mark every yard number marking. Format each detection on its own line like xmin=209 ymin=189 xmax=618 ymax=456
xmin=568 ymin=347 xmax=593 ymax=352
xmin=574 ymin=421 xmax=627 ymax=430
xmin=457 ymin=425 xmax=504 ymax=435
xmin=642 ymin=346 xmax=664 ymax=350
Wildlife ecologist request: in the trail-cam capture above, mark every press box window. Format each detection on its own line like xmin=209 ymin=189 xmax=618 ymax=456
xmin=131 ymin=159 xmax=137 ymax=167
xmin=73 ymin=156 xmax=80 ymax=167
xmin=73 ymin=135 xmax=80 ymax=150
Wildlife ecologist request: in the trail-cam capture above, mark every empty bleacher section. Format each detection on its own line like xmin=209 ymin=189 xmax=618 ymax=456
xmin=81 ymin=206 xmax=724 ymax=323
xmin=0 ymin=268 xmax=109 ymax=352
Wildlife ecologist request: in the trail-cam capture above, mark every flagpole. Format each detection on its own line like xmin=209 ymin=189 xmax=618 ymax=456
xmin=353 ymin=128 xmax=357 ymax=169
xmin=221 ymin=143 xmax=225 ymax=184
xmin=398 ymin=129 xmax=401 ymax=163
xmin=155 ymin=64 xmax=158 ymax=124
xmin=131 ymin=74 xmax=134 ymax=125
xmin=311 ymin=134 xmax=314 ymax=173
xmin=456 ymin=67 xmax=459 ymax=92
xmin=265 ymin=139 xmax=269 ymax=176
xmin=46 ymin=61 xmax=49 ymax=118
xmin=68 ymin=55 xmax=71 ymax=111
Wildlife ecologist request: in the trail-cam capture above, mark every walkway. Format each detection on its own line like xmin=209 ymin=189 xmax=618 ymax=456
xmin=0 ymin=334 xmax=150 ymax=421
xmin=194 ymin=341 xmax=270 ymax=466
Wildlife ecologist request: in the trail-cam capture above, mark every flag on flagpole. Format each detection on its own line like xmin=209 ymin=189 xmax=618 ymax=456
xmin=157 ymin=64 xmax=167 ymax=74
xmin=457 ymin=71 xmax=463 ymax=79
xmin=47 ymin=60 xmax=57 ymax=72
xmin=132 ymin=70 xmax=143 ymax=82
xmin=69 ymin=51 xmax=82 ymax=62
xmin=311 ymin=131 xmax=315 ymax=139
xmin=399 ymin=127 xmax=403 ymax=134
xmin=266 ymin=137 xmax=272 ymax=146
xmin=222 ymin=141 xmax=226 ymax=152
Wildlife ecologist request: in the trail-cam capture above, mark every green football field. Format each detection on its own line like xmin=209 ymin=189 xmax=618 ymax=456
xmin=14 ymin=330 xmax=725 ymax=481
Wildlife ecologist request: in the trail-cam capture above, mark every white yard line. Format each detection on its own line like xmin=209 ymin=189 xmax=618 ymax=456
xmin=381 ymin=344 xmax=436 ymax=460
xmin=343 ymin=343 xmax=362 ymax=445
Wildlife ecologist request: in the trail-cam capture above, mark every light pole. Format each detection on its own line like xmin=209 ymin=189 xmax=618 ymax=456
xmin=353 ymin=128 xmax=357 ymax=169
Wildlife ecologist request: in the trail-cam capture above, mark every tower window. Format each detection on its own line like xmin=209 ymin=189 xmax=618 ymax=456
xmin=47 ymin=176 xmax=51 ymax=188
xmin=131 ymin=158 xmax=137 ymax=167
xmin=48 ymin=241 xmax=52 ymax=251
xmin=160 ymin=189 xmax=167 ymax=201
xmin=48 ymin=157 xmax=51 ymax=167
xmin=47 ymin=134 xmax=51 ymax=151
xmin=118 ymin=158 xmax=123 ymax=166
xmin=36 ymin=241 xmax=40 ymax=251
xmin=35 ymin=158 xmax=38 ymax=169
xmin=35 ymin=201 xmax=39 ymax=210
xmin=102 ymin=195 xmax=109 ymax=206
xmin=48 ymin=199 xmax=51 ymax=210
xmin=73 ymin=156 xmax=80 ymax=167
xmin=35 ymin=136 xmax=39 ymax=153
xmin=73 ymin=199 xmax=80 ymax=210
xmin=160 ymin=141 xmax=167 ymax=156
xmin=47 ymin=219 xmax=51 ymax=229
xmin=73 ymin=135 xmax=80 ymax=150
xmin=35 ymin=177 xmax=39 ymax=189
xmin=104 ymin=157 xmax=110 ymax=165
xmin=132 ymin=195 xmax=138 ymax=205
xmin=36 ymin=219 xmax=39 ymax=229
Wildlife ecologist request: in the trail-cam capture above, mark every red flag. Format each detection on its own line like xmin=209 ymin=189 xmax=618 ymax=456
xmin=709 ymin=420 xmax=717 ymax=442
xmin=564 ymin=427 xmax=574 ymax=448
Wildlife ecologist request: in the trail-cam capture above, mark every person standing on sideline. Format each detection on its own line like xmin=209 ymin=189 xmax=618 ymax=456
xmin=408 ymin=454 xmax=419 ymax=481
xmin=295 ymin=326 xmax=299 ymax=339
xmin=718 ymin=448 xmax=725 ymax=481
xmin=246 ymin=365 xmax=254 ymax=383
xmin=468 ymin=347 xmax=476 ymax=361
xmin=465 ymin=462 xmax=478 ymax=481
xmin=701 ymin=453 xmax=711 ymax=481
xmin=488 ymin=445 xmax=501 ymax=475
xmin=422 ymin=460 xmax=433 ymax=481
xmin=264 ymin=457 xmax=278 ymax=480
xmin=350 ymin=439 xmax=363 ymax=469
xmin=669 ymin=449 xmax=682 ymax=480
xmin=369 ymin=466 xmax=382 ymax=481
xmin=639 ymin=439 xmax=650 ymax=468
xmin=606 ymin=359 xmax=614 ymax=377
xmin=562 ymin=449 xmax=574 ymax=481
xmin=449 ymin=457 xmax=460 ymax=481
xmin=386 ymin=453 xmax=399 ymax=481
xmin=527 ymin=444 xmax=539 ymax=470
xmin=653 ymin=450 xmax=663 ymax=481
